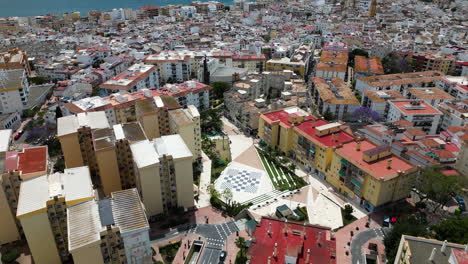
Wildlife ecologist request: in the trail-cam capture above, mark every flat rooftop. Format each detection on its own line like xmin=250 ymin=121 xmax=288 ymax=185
xmin=336 ymin=140 xmax=415 ymax=181
xmin=57 ymin=111 xmax=110 ymax=137
xmin=390 ymin=100 xmax=442 ymax=115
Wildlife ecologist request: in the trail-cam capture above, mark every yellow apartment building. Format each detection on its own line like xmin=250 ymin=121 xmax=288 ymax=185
xmin=327 ymin=140 xmax=418 ymax=211
xmin=16 ymin=166 xmax=95 ymax=264
xmin=266 ymin=58 xmax=306 ymax=77
xmin=57 ymin=111 xmax=110 ymax=179
xmin=0 ymin=171 xmax=22 ymax=245
xmin=92 ymin=122 xmax=147 ymax=195
xmin=130 ymin=135 xmax=194 ymax=216
xmin=169 ymin=105 xmax=201 ymax=161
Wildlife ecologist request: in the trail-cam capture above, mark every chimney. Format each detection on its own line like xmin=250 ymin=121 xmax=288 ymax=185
xmin=268 ymin=256 xmax=271 ymax=264
xmin=306 ymin=249 xmax=311 ymax=263
xmin=441 ymin=240 xmax=447 ymax=253
xmin=356 ymin=141 xmax=361 ymax=151
xmin=268 ymin=222 xmax=272 ymax=236
xmin=273 ymin=243 xmax=278 ymax=257
xmin=464 ymin=244 xmax=468 ymax=251
xmin=429 ymin=248 xmax=436 ymax=261
xmin=387 ymin=159 xmax=392 ymax=169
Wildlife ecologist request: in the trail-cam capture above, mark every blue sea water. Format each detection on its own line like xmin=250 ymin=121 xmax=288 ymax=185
xmin=0 ymin=0 xmax=233 ymax=18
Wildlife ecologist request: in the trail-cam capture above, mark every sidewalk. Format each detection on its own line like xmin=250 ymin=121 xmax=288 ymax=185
xmin=196 ymin=151 xmax=212 ymax=208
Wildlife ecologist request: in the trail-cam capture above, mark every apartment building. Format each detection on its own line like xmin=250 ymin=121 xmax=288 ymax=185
xmin=247 ymin=217 xmax=337 ymax=264
xmin=258 ymin=107 xmax=315 ymax=155
xmin=130 ymin=135 xmax=194 ymax=217
xmin=266 ymin=58 xmax=307 ymax=77
xmin=100 ymin=63 xmax=160 ymax=93
xmin=0 ymin=171 xmax=22 ymax=245
xmin=232 ymin=54 xmax=266 ymax=73
xmin=353 ymin=56 xmax=384 ymax=79
xmin=403 ymin=87 xmax=455 ymax=107
xmin=361 ymin=90 xmax=405 ymax=118
xmin=411 ymin=52 xmax=455 ymax=74
xmin=310 ymin=78 xmax=360 ymax=120
xmin=0 ymin=18 xmax=20 ymax=33
xmin=0 ymin=49 xmax=32 ymax=76
xmin=355 ymin=71 xmax=444 ymax=95
xmin=386 ymin=100 xmax=443 ymax=135
xmin=16 ymin=166 xmax=95 ymax=264
xmin=224 ymin=71 xmax=308 ymax=135
xmin=5 ymin=146 xmax=48 ymax=180
xmin=438 ymin=100 xmax=468 ymax=131
xmin=135 ymin=96 xmax=175 ymax=139
xmin=455 ymin=136 xmax=468 ymax=178
xmin=315 ymin=51 xmax=349 ymax=80
xmin=144 ymin=53 xmax=191 ymax=83
xmin=68 ymin=188 xmax=151 ymax=264
xmin=92 ymin=122 xmax=147 ymax=195
xmin=394 ymin=235 xmax=468 ymax=264
xmin=0 ymin=112 xmax=21 ymax=131
xmin=327 ymin=140 xmax=417 ymax=211
xmin=157 ymin=81 xmax=211 ymax=111
xmin=436 ymin=75 xmax=468 ymax=100
xmin=0 ymin=129 xmax=11 ymax=173
xmin=168 ymin=105 xmax=201 ymax=161
xmin=57 ymin=112 xmax=110 ymax=179
xmin=0 ymin=69 xmax=30 ymax=114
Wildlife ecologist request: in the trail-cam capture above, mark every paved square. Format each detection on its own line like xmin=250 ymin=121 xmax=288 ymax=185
xmin=220 ymin=169 xmax=261 ymax=193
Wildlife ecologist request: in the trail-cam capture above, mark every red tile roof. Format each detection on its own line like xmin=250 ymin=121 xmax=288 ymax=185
xmin=6 ymin=147 xmax=48 ymax=175
xmin=248 ymin=217 xmax=336 ymax=264
xmin=451 ymin=248 xmax=468 ymax=264
xmin=262 ymin=109 xmax=315 ymax=128
xmin=294 ymin=120 xmax=354 ymax=148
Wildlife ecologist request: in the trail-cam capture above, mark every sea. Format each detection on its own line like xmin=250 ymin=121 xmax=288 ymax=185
xmin=0 ymin=0 xmax=234 ymax=18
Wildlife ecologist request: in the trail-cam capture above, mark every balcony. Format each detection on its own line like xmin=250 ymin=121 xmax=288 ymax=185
xmin=350 ymin=178 xmax=363 ymax=189
xmin=341 ymin=158 xmax=349 ymax=165
xmin=339 ymin=170 xmax=346 ymax=176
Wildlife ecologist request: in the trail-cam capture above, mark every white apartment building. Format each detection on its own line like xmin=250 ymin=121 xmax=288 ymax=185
xmin=130 ymin=135 xmax=194 ymax=217
xmin=100 ymin=63 xmax=160 ymax=93
xmin=0 ymin=70 xmax=30 ymax=114
xmin=386 ymin=100 xmax=443 ymax=135
xmin=361 ymin=90 xmax=405 ymax=118
xmin=436 ymin=75 xmax=468 ymax=100
xmin=438 ymin=100 xmax=468 ymax=131
xmin=144 ymin=53 xmax=192 ymax=84
xmin=356 ymin=71 xmax=444 ymax=95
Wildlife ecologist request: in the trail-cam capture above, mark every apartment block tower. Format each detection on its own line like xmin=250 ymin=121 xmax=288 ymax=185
xmin=0 ymin=171 xmax=22 ymax=245
xmin=68 ymin=188 xmax=151 ymax=264
xmin=92 ymin=122 xmax=147 ymax=195
xmin=130 ymin=135 xmax=194 ymax=216
xmin=136 ymin=96 xmax=202 ymax=161
xmin=57 ymin=112 xmax=110 ymax=182
xmin=16 ymin=166 xmax=95 ymax=264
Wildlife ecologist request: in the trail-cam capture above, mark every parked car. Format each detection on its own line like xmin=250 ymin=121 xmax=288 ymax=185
xmin=455 ymin=196 xmax=465 ymax=211
xmin=14 ymin=133 xmax=22 ymax=140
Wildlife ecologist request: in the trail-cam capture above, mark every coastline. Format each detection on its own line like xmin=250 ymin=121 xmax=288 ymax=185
xmin=0 ymin=0 xmax=234 ymax=19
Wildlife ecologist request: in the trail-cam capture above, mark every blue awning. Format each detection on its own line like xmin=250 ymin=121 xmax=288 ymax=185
xmin=351 ymin=178 xmax=363 ymax=188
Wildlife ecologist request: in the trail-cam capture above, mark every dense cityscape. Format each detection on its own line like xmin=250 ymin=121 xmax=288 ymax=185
xmin=0 ymin=0 xmax=467 ymax=263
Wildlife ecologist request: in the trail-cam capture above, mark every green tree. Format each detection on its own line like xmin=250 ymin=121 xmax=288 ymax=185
xmin=55 ymin=106 xmax=63 ymax=121
xmin=211 ymin=82 xmax=230 ymax=99
xmin=222 ymin=188 xmax=233 ymax=203
xmin=382 ymin=52 xmax=414 ymax=74
xmin=323 ymin=109 xmax=334 ymax=121
xmin=414 ymin=166 xmax=461 ymax=213
xmin=235 ymin=237 xmax=248 ymax=264
xmin=28 ymin=76 xmax=48 ymax=85
xmin=343 ymin=204 xmax=354 ymax=220
xmin=430 ymin=217 xmax=468 ymax=244
xmin=54 ymin=157 xmax=66 ymax=172
xmin=384 ymin=215 xmax=428 ymax=264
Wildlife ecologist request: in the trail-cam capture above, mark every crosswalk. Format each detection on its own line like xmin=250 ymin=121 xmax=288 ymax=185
xmin=206 ymin=238 xmax=224 ymax=249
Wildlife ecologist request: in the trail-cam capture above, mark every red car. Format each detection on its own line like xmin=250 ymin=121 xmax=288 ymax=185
xmin=14 ymin=130 xmax=23 ymax=140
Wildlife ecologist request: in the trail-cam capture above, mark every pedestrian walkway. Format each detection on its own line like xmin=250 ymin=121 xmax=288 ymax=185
xmin=196 ymin=151 xmax=212 ymax=208
xmin=240 ymin=189 xmax=289 ymax=206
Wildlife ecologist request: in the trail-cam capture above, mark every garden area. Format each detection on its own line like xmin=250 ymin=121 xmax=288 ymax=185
xmin=209 ymin=187 xmax=252 ymax=217
xmin=202 ymin=135 xmax=231 ymax=183
xmin=342 ymin=204 xmax=357 ymax=226
xmin=158 ymin=241 xmax=181 ymax=264
xmin=256 ymin=146 xmax=307 ymax=191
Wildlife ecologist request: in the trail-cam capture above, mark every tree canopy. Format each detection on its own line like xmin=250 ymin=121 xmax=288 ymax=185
xmin=430 ymin=217 xmax=468 ymax=244
xmin=211 ymin=82 xmax=230 ymax=99
xmin=384 ymin=215 xmax=428 ymax=264
xmin=413 ymin=166 xmax=461 ymax=213
xmin=352 ymin=107 xmax=380 ymax=122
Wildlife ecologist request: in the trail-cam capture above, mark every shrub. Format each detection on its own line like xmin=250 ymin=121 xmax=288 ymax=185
xmin=1 ymin=249 xmax=19 ymax=263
